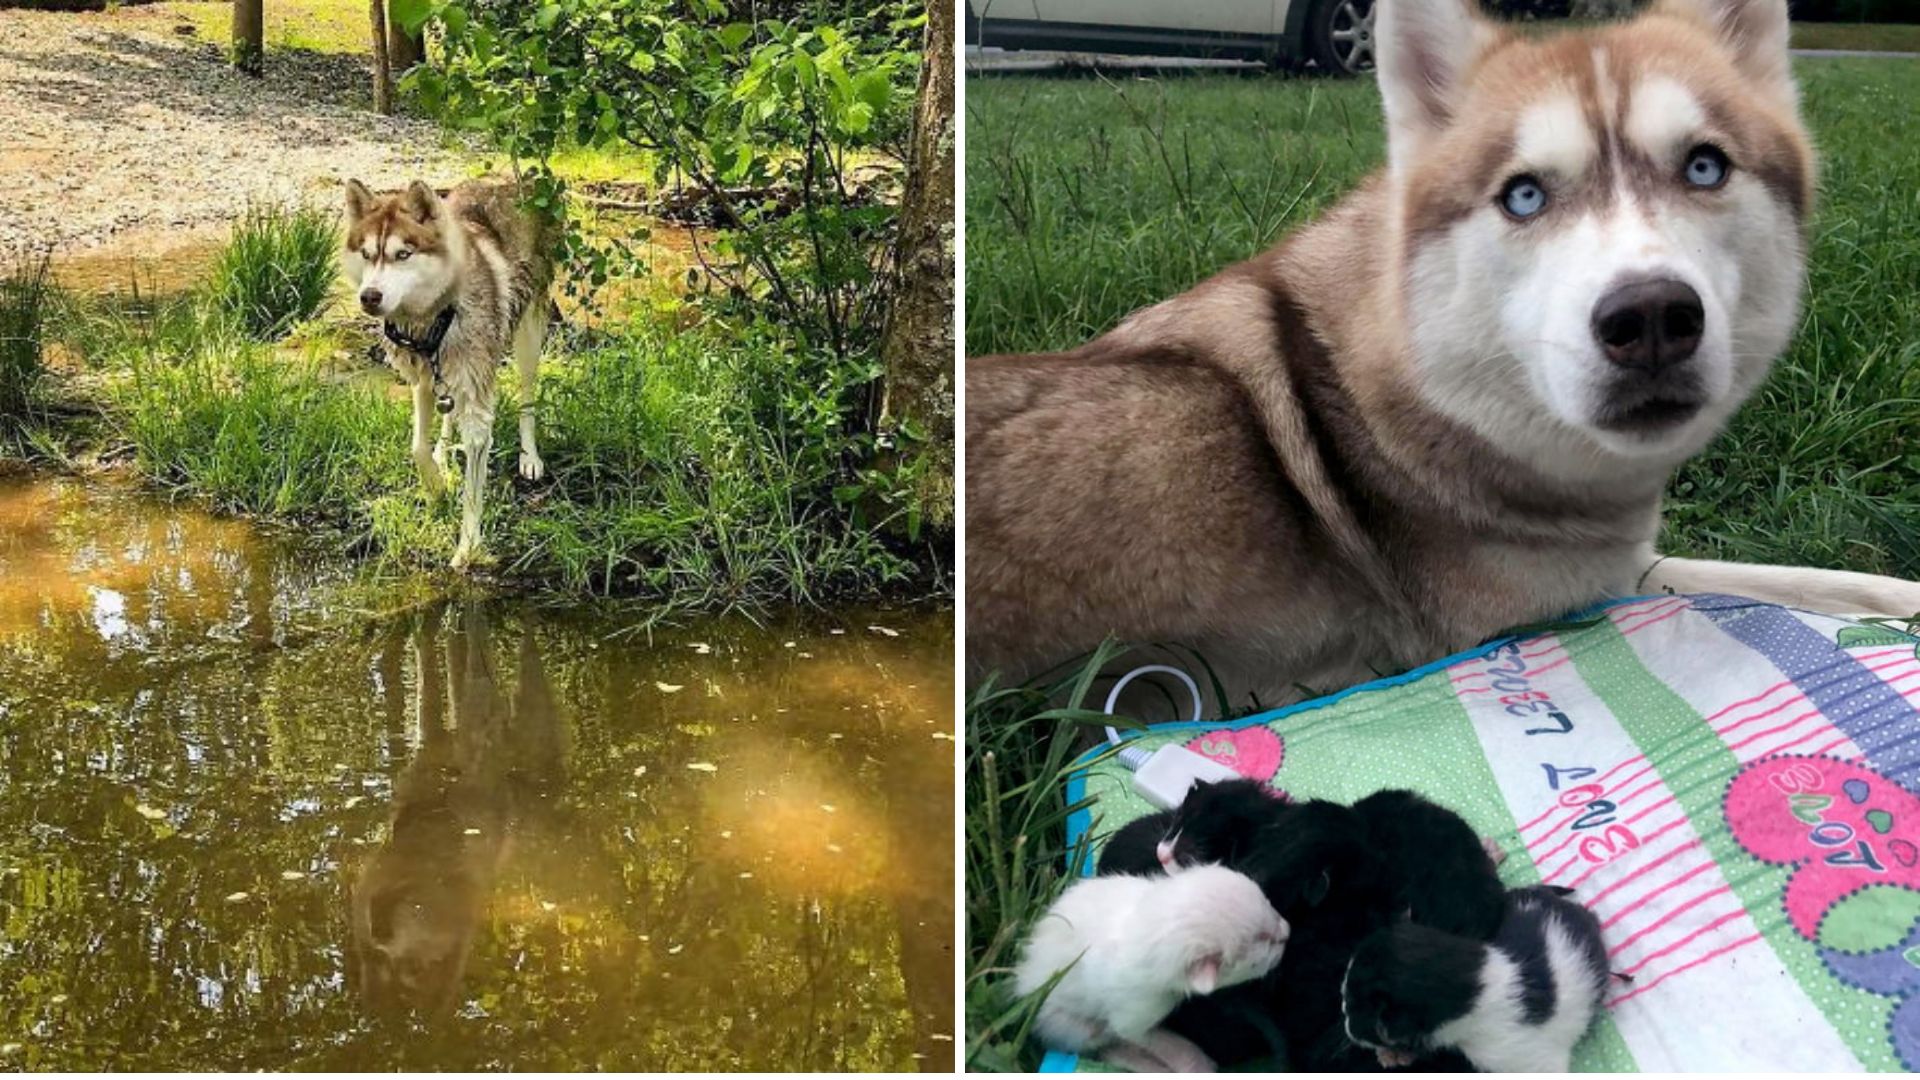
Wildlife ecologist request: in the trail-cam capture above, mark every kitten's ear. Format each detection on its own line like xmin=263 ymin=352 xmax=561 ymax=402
xmin=1304 ymin=869 xmax=1332 ymax=907
xmin=1653 ymin=0 xmax=1793 ymax=105
xmin=345 ymin=179 xmax=373 ymax=221
xmin=1187 ymin=952 xmax=1222 ymax=995
xmin=1376 ymin=0 xmax=1498 ymax=173
xmin=403 ymin=180 xmax=442 ymax=222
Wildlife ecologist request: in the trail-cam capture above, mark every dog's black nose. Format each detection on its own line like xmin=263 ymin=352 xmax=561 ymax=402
xmin=1591 ymin=278 xmax=1704 ymax=371
xmin=359 ymin=288 xmax=384 ymax=312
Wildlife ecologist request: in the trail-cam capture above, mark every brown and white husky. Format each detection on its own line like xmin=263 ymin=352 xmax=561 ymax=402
xmin=342 ymin=178 xmax=556 ymax=570
xmin=966 ymin=0 xmax=1920 ymax=705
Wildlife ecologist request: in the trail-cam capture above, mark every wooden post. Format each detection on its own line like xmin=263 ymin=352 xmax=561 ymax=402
xmin=370 ymin=0 xmax=394 ymax=115
xmin=232 ymin=0 xmax=263 ymax=75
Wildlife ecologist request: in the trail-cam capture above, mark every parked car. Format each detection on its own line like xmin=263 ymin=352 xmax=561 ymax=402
xmin=964 ymin=0 xmax=1379 ymax=75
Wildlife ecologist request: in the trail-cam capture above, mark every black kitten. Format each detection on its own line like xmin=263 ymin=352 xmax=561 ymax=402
xmin=1354 ymin=789 xmax=1506 ymax=940
xmin=1094 ymin=777 xmax=1288 ymax=877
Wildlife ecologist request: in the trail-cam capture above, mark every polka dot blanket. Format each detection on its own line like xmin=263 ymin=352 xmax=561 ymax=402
xmin=1044 ymin=593 xmax=1920 ymax=1072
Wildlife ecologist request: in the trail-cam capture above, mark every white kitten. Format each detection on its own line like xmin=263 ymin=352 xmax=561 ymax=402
xmin=1013 ymin=864 xmax=1290 ymax=1072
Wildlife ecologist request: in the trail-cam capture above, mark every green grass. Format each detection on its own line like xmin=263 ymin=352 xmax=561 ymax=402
xmin=964 ymin=56 xmax=1920 ymax=1068
xmin=207 ymin=204 xmax=340 ymax=341
xmin=52 ymin=293 xmax=915 ymax=611
xmin=0 ymin=255 xmax=53 ymax=423
xmin=158 ymin=0 xmax=374 ymax=56
xmin=1791 ymin=22 xmax=1920 ymax=52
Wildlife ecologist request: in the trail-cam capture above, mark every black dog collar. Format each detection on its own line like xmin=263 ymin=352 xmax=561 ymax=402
xmin=380 ymin=307 xmax=458 ymax=414
xmin=382 ymin=306 xmax=457 ymax=358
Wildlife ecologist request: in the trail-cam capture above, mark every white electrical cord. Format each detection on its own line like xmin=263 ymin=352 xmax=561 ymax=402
xmin=1103 ymin=664 xmax=1204 ymax=771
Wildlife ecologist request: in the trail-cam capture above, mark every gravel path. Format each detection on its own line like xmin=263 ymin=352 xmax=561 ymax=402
xmin=0 ymin=7 xmax=477 ymax=261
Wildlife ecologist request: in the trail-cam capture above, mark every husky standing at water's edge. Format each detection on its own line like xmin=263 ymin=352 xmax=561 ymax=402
xmin=342 ymin=178 xmax=556 ymax=570
xmin=966 ymin=0 xmax=1920 ymax=703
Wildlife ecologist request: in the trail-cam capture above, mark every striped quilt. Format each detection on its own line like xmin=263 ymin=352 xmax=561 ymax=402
xmin=1047 ymin=593 xmax=1920 ymax=1072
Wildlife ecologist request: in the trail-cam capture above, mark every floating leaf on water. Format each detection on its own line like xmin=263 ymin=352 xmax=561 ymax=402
xmin=1 ymin=1044 xmax=20 ymax=1055
xmin=829 ymin=732 xmax=843 ymax=739
xmin=280 ymin=870 xmax=305 ymax=880
xmin=797 ymin=652 xmax=813 ymax=658
xmin=827 ymin=843 xmax=842 ymax=853
xmin=632 ymin=765 xmax=647 ymax=778
xmin=667 ymin=944 xmax=684 ymax=955
xmin=784 ymin=641 xmax=795 ymax=648
xmin=686 ymin=762 xmax=718 ymax=773
xmin=867 ymin=625 xmax=900 ymax=637
xmin=540 ymin=900 xmax=558 ymax=913
xmin=343 ymin=796 xmax=364 ymax=810
xmin=639 ymin=934 xmax=650 ymax=942
xmin=820 ymin=804 xmax=836 ymax=813
xmin=133 ymin=804 xmax=168 ymax=821
xmin=225 ymin=892 xmax=249 ymax=902
xmin=931 ymin=1034 xmax=954 ymax=1042
xmin=49 ymin=995 xmax=66 ymax=1006
xmin=932 ymin=732 xmax=955 ymax=741
xmin=829 ymin=628 xmax=845 ymax=635
xmin=691 ymin=642 xmax=712 ymax=654
xmin=464 ymin=827 xmax=482 ymax=835
xmin=719 ymin=830 xmax=733 ymax=839
xmin=656 ymin=682 xmax=684 ymax=693
xmin=739 ymin=872 xmax=753 ymax=879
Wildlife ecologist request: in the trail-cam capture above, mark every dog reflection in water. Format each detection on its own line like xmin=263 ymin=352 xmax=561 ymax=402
xmin=347 ymin=603 xmax=564 ymax=1015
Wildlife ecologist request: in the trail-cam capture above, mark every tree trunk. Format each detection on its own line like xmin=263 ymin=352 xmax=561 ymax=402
xmin=875 ymin=0 xmax=955 ymax=530
xmin=232 ymin=0 xmax=263 ymax=76
xmin=387 ymin=20 xmax=425 ymax=73
xmin=369 ymin=0 xmax=394 ymax=115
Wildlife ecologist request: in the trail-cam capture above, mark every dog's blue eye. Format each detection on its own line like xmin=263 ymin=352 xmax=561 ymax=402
xmin=1684 ymin=145 xmax=1729 ymax=189
xmin=1500 ymin=176 xmax=1547 ymax=220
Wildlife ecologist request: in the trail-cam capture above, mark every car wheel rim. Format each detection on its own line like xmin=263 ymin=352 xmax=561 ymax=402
xmin=1327 ymin=0 xmax=1376 ymax=73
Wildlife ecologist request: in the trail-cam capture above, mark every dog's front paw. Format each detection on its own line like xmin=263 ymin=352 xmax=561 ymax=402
xmin=519 ymin=451 xmax=545 ymax=481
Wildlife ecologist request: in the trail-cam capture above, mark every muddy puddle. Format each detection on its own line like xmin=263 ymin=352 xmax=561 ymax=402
xmin=0 ymin=475 xmax=954 ymax=1071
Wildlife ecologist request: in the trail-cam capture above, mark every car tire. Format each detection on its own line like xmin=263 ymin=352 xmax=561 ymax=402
xmin=1305 ymin=0 xmax=1377 ymax=76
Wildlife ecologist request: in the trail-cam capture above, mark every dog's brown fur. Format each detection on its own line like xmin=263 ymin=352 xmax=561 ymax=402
xmin=965 ymin=1 xmax=1824 ymax=705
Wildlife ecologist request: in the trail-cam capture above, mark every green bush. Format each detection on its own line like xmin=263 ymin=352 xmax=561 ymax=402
xmin=0 ymin=255 xmax=53 ymax=423
xmin=208 ymin=204 xmax=340 ymax=342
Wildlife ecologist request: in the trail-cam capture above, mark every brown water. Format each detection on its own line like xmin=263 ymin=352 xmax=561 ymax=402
xmin=0 ymin=475 xmax=954 ymax=1071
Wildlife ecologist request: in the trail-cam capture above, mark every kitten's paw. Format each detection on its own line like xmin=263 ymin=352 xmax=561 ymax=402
xmin=1483 ymin=836 xmax=1508 ymax=865
xmin=1377 ymin=1048 xmax=1418 ymax=1069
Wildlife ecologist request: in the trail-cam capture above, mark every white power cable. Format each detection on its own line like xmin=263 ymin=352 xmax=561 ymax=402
xmin=1103 ymin=664 xmax=1204 ymax=771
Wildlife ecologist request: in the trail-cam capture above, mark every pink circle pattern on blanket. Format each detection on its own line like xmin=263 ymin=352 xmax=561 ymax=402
xmin=1726 ymin=754 xmax=1920 ymax=1068
xmin=1183 ymin=726 xmax=1285 ymax=785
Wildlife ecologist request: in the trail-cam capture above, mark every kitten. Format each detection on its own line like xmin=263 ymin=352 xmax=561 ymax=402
xmin=1340 ymin=885 xmax=1610 ymax=1072
xmin=1014 ymin=864 xmax=1291 ymax=1072
xmin=1353 ymin=789 xmax=1508 ymax=940
xmin=1096 ymin=778 xmax=1289 ymax=878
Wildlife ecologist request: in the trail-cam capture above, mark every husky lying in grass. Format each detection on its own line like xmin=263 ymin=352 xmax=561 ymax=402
xmin=342 ymin=178 xmax=555 ymax=570
xmin=965 ymin=0 xmax=1920 ymax=704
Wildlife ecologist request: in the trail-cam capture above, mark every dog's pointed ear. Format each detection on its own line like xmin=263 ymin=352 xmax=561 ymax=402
xmin=1187 ymin=951 xmax=1222 ymax=995
xmin=345 ymin=179 xmax=373 ymax=221
xmin=1376 ymin=0 xmax=1497 ymax=173
xmin=403 ymin=180 xmax=442 ymax=223
xmin=1653 ymin=0 xmax=1793 ymax=105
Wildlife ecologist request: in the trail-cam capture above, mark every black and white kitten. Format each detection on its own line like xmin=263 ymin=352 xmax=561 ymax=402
xmin=1341 ymin=885 xmax=1610 ymax=1072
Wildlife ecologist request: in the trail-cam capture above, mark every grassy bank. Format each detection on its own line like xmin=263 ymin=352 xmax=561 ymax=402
xmin=9 ymin=213 xmax=924 ymax=615
xmin=964 ymin=55 xmax=1920 ymax=1066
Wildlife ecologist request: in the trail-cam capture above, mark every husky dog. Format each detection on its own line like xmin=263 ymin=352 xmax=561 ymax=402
xmin=966 ymin=0 xmax=1920 ymax=704
xmin=342 ymin=179 xmax=556 ymax=569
